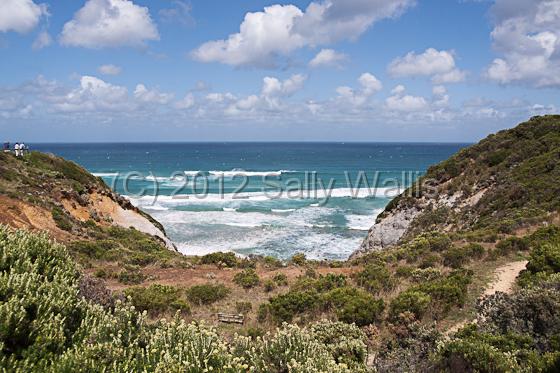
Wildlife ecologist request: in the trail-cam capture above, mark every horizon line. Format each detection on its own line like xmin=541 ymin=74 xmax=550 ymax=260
xmin=28 ymin=140 xmax=474 ymax=145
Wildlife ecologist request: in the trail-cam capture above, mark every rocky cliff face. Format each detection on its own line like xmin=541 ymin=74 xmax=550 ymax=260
xmin=353 ymin=115 xmax=560 ymax=258
xmin=0 ymin=151 xmax=175 ymax=250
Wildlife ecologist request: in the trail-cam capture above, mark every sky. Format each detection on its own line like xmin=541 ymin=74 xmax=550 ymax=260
xmin=0 ymin=0 xmax=559 ymax=142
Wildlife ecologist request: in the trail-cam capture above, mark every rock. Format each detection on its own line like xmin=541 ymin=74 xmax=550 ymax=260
xmin=351 ymin=206 xmax=420 ymax=259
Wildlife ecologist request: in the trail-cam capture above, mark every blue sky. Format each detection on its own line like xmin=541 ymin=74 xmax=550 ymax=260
xmin=0 ymin=0 xmax=558 ymax=142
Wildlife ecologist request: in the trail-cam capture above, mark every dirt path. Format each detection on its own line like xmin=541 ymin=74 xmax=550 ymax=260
xmin=445 ymin=259 xmax=528 ymax=336
xmin=483 ymin=260 xmax=528 ymax=297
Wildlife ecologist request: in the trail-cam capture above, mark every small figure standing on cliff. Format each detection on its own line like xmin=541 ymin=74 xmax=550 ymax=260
xmin=2 ymin=142 xmax=9 ymax=153
xmin=14 ymin=143 xmax=21 ymax=157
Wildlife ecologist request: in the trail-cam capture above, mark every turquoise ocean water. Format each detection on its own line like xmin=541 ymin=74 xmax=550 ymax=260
xmin=32 ymin=143 xmax=467 ymax=260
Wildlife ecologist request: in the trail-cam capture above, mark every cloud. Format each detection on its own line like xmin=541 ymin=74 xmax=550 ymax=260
xmin=432 ymin=85 xmax=449 ymax=107
xmin=192 ymin=0 xmax=415 ymax=67
xmin=52 ymin=76 xmax=130 ymax=112
xmin=336 ymin=72 xmax=382 ymax=107
xmin=159 ymin=0 xmax=195 ymax=27
xmin=385 ymin=85 xmax=428 ymax=111
xmin=175 ymin=93 xmax=195 ymax=109
xmin=309 ymin=49 xmax=347 ymax=68
xmin=262 ymin=74 xmax=306 ymax=97
xmin=134 ymin=84 xmax=174 ymax=104
xmin=388 ymin=48 xmax=466 ymax=84
xmin=225 ymin=74 xmax=307 ymax=115
xmin=485 ymin=0 xmax=560 ymax=87
xmin=60 ymin=0 xmax=159 ymax=48
xmin=98 ymin=64 xmax=122 ymax=75
xmin=1 ymin=73 xmax=554 ymax=133
xmin=32 ymin=30 xmax=52 ymax=50
xmin=191 ymin=4 xmax=304 ymax=68
xmin=0 ymin=0 xmax=47 ymax=34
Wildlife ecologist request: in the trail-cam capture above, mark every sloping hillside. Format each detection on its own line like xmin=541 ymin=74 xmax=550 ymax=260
xmin=0 ymin=151 xmax=175 ymax=250
xmin=355 ymin=115 xmax=560 ymax=257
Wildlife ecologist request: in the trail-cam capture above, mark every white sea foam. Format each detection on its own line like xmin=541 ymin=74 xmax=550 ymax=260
xmin=345 ymin=210 xmax=383 ymax=231
xmin=208 ymin=169 xmax=297 ymax=177
xmin=222 ymin=207 xmax=238 ymax=212
xmin=271 ymin=208 xmax=296 ymax=213
xmin=183 ymin=170 xmax=205 ymax=176
xmin=142 ymin=204 xmax=170 ymax=211
xmin=126 ymin=186 xmax=401 ymax=207
xmin=92 ymin=172 xmax=119 ymax=177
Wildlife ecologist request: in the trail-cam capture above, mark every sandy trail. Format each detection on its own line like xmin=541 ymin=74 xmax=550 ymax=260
xmin=483 ymin=260 xmax=528 ymax=297
xmin=445 ymin=259 xmax=528 ymax=336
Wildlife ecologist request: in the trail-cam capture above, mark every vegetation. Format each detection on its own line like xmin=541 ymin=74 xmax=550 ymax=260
xmin=0 ymin=225 xmax=365 ymax=372
xmin=272 ymin=272 xmax=289 ymax=286
xmin=384 ymin=115 xmax=560 ymax=239
xmin=186 ymin=283 xmax=230 ymax=305
xmin=233 ymin=268 xmax=261 ymax=289
xmin=199 ymin=251 xmax=239 ymax=268
xmin=125 ymin=284 xmax=190 ymax=316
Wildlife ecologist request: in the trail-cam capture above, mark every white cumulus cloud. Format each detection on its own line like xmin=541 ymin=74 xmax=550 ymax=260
xmin=60 ymin=0 xmax=159 ymax=48
xmin=388 ymin=48 xmax=466 ymax=84
xmin=309 ymin=48 xmax=347 ymax=68
xmin=0 ymin=0 xmax=47 ymax=34
xmin=134 ymin=84 xmax=173 ymax=104
xmin=53 ymin=76 xmax=129 ymax=112
xmin=385 ymin=85 xmax=428 ymax=112
xmin=262 ymin=74 xmax=306 ymax=97
xmin=336 ymin=72 xmax=382 ymax=107
xmin=485 ymin=0 xmax=560 ymax=87
xmin=192 ymin=0 xmax=415 ymax=67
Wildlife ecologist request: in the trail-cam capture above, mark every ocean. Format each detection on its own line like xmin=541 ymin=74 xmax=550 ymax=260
xmin=32 ymin=142 xmax=467 ymax=260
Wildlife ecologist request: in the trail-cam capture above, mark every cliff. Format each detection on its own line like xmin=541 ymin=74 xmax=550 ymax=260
xmin=0 ymin=151 xmax=175 ymax=250
xmin=354 ymin=115 xmax=560 ymax=257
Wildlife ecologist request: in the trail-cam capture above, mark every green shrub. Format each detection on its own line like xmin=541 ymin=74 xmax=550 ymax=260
xmin=415 ymin=269 xmax=473 ymax=314
xmin=443 ymin=244 xmax=484 ymax=268
xmin=395 ymin=265 xmax=414 ymax=278
xmin=117 ymin=266 xmax=146 ymax=285
xmin=125 ymin=284 xmax=190 ymax=316
xmin=235 ymin=301 xmax=252 ymax=314
xmin=272 ymin=273 xmax=288 ymax=286
xmin=310 ymin=320 xmax=368 ymax=367
xmin=263 ymin=279 xmax=276 ymax=292
xmin=199 ymin=251 xmax=238 ymax=268
xmin=236 ymin=323 xmax=356 ymax=372
xmin=518 ymin=244 xmax=560 ymax=286
xmin=411 ymin=267 xmax=442 ymax=283
xmin=233 ymin=268 xmax=260 ymax=289
xmin=51 ymin=206 xmax=72 ymax=231
xmin=312 ymin=273 xmax=347 ymax=292
xmin=419 ymin=253 xmax=441 ymax=268
xmin=186 ymin=283 xmax=230 ymax=305
xmin=353 ymin=263 xmax=395 ymax=294
xmin=496 ymin=237 xmax=529 ymax=256
xmin=68 ymin=240 xmax=117 ymax=260
xmin=93 ymin=268 xmax=109 ymax=279
xmin=291 ymin=252 xmax=307 ymax=266
xmin=527 ymin=225 xmax=560 ymax=248
xmin=268 ymin=289 xmax=321 ymax=323
xmin=263 ymin=255 xmax=283 ymax=269
xmin=323 ymin=287 xmax=384 ymax=326
xmin=389 ymin=290 xmax=431 ymax=321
